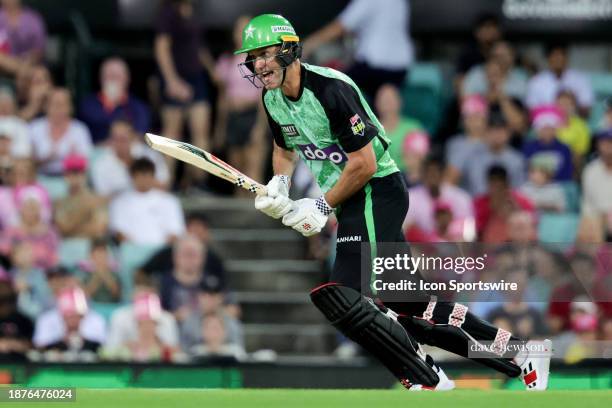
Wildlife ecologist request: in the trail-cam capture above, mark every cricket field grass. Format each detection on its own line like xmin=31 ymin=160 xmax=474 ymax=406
xmin=11 ymin=389 xmax=611 ymax=408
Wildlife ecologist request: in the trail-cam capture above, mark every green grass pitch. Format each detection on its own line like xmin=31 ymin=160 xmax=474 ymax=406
xmin=12 ymin=389 xmax=611 ymax=408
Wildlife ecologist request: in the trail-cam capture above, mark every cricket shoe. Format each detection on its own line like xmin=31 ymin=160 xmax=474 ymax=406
xmin=515 ymin=339 xmax=552 ymax=391
xmin=401 ymin=355 xmax=456 ymax=391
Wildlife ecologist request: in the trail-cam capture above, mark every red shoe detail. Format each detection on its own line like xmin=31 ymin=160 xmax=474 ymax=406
xmin=399 ymin=379 xmax=412 ymax=389
xmin=524 ymin=370 xmax=537 ymax=386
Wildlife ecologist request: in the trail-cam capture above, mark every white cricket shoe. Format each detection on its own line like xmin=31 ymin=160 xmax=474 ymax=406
xmin=516 ymin=339 xmax=552 ymax=391
xmin=407 ymin=355 xmax=456 ymax=391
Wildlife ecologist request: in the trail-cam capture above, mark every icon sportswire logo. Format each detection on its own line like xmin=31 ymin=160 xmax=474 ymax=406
xmin=296 ymin=143 xmax=348 ymax=164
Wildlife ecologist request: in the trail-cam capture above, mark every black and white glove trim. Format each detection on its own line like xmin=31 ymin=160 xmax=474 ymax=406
xmin=277 ymin=175 xmax=290 ymax=189
xmin=315 ymin=195 xmax=334 ymax=216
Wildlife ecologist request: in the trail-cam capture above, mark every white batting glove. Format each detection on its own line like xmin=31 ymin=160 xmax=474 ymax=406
xmin=254 ymin=175 xmax=293 ymax=219
xmin=282 ymin=196 xmax=333 ymax=237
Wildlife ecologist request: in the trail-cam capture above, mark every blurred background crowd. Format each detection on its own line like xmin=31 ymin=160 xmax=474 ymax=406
xmin=0 ymin=0 xmax=610 ymax=365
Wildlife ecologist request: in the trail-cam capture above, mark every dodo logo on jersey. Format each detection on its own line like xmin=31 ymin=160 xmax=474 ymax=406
xmin=281 ymin=124 xmax=300 ymax=137
xmin=297 ymin=143 xmax=348 ymax=164
xmin=350 ymin=114 xmax=366 ymax=136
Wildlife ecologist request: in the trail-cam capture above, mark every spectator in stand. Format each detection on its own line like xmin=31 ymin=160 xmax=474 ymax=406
xmin=54 ymin=154 xmax=107 ymax=239
xmin=303 ymin=0 xmax=413 ymax=101
xmin=0 ymin=87 xmax=30 ymax=158
xmin=109 ymin=157 xmax=184 ymax=245
xmin=551 ymin=298 xmax=600 ymax=361
xmin=29 ymin=88 xmax=93 ymax=176
xmin=91 ymin=120 xmax=169 ymax=198
xmin=462 ymin=41 xmax=528 ymax=101
xmin=526 ymin=42 xmax=593 ymax=117
xmin=520 ymin=155 xmax=566 ymax=213
xmin=474 ymin=165 xmax=535 ymax=243
xmin=548 ymin=253 xmax=612 ymax=334
xmin=597 ymin=97 xmax=612 ymax=131
xmin=214 ymin=15 xmax=267 ymax=191
xmin=403 ymin=156 xmax=474 ymax=242
xmin=189 ymin=312 xmax=246 ymax=360
xmin=523 ymin=105 xmax=573 ymax=182
xmin=0 ymin=275 xmax=33 ymax=361
xmin=446 ymin=95 xmax=489 ymax=186
xmin=104 ymin=292 xmax=177 ymax=362
xmin=104 ymin=277 xmax=179 ymax=358
xmin=400 ymin=130 xmax=431 ymax=188
xmin=33 ymin=286 xmax=106 ymax=353
xmin=78 ymin=57 xmax=151 ymax=144
xmin=140 ymin=213 xmax=225 ymax=285
xmin=0 ymin=189 xmax=58 ymax=269
xmin=159 ymin=234 xmax=219 ymax=322
xmin=77 ymin=239 xmax=120 ymax=304
xmin=0 ymin=0 xmax=46 ymax=77
xmin=581 ymin=129 xmax=612 ymax=241
xmin=486 ymin=268 xmax=548 ymax=339
xmin=9 ymin=158 xmax=51 ymax=222
xmin=482 ymin=58 xmax=529 ymax=145
xmin=9 ymin=241 xmax=52 ymax=320
xmin=463 ymin=112 xmax=526 ymax=195
xmin=455 ymin=13 xmax=502 ymax=81
xmin=556 ymin=90 xmax=590 ymax=172
xmin=0 ymin=133 xmax=12 ymax=186
xmin=16 ymin=64 xmax=52 ymax=121
xmin=180 ymin=282 xmax=243 ymax=355
xmin=154 ymin=0 xmax=215 ymax=187
xmin=375 ymin=84 xmax=424 ymax=174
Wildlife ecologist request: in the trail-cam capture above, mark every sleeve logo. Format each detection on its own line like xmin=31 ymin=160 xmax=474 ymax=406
xmin=350 ymin=114 xmax=366 ymax=136
xmin=281 ymin=124 xmax=300 ymax=137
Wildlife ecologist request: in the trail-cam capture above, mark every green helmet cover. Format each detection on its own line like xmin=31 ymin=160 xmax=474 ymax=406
xmin=234 ymin=14 xmax=299 ymax=55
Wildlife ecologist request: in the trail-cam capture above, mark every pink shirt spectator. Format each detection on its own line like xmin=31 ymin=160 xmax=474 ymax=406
xmin=0 ymin=225 xmax=58 ymax=270
xmin=0 ymin=185 xmax=51 ymax=229
xmin=0 ymin=186 xmax=17 ymax=230
xmin=215 ymin=54 xmax=260 ymax=108
xmin=404 ymin=184 xmax=474 ymax=235
xmin=13 ymin=184 xmax=51 ymax=222
xmin=0 ymin=7 xmax=46 ymax=58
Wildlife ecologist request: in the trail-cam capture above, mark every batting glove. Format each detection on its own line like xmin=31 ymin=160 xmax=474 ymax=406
xmin=255 ymin=175 xmax=293 ymax=219
xmin=282 ymin=196 xmax=333 ymax=237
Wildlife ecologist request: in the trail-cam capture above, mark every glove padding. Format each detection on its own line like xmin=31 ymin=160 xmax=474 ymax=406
xmin=282 ymin=196 xmax=332 ymax=237
xmin=255 ymin=175 xmax=293 ymax=219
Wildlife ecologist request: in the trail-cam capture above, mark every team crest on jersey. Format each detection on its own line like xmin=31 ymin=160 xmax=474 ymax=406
xmin=281 ymin=124 xmax=300 ymax=137
xmin=350 ymin=114 xmax=366 ymax=136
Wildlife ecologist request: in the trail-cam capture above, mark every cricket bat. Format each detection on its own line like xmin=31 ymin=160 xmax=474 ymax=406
xmin=144 ymin=133 xmax=267 ymax=195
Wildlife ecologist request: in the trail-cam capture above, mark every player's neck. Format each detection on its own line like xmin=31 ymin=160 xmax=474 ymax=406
xmin=281 ymin=63 xmax=301 ymax=100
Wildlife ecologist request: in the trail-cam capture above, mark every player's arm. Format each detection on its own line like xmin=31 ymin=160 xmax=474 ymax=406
xmin=272 ymin=140 xmax=298 ymax=177
xmin=324 ymin=142 xmax=376 ymax=208
xmin=254 ymin=95 xmax=295 ymax=219
xmin=282 ymin=79 xmax=380 ymax=236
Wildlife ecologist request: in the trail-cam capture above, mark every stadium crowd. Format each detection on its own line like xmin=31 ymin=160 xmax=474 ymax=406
xmin=0 ymin=0 xmax=609 ymax=363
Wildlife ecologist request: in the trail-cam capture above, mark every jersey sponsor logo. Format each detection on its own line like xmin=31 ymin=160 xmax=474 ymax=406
xmin=296 ymin=143 xmax=348 ymax=164
xmin=337 ymin=235 xmax=362 ymax=243
xmin=281 ymin=124 xmax=300 ymax=137
xmin=271 ymin=25 xmax=296 ymax=34
xmin=350 ymin=113 xmax=366 ymax=136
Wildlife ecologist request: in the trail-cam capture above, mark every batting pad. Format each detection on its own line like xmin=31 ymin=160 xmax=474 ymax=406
xmin=310 ymin=283 xmax=439 ymax=387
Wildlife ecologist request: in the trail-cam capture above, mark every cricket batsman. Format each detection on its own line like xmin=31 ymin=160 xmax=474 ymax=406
xmin=235 ymin=14 xmax=551 ymax=390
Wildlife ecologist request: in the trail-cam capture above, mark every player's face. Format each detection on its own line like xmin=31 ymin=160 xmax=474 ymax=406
xmin=249 ymin=46 xmax=283 ymax=89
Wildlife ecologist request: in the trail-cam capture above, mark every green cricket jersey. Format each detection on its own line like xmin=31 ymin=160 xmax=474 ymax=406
xmin=262 ymin=63 xmax=399 ymax=193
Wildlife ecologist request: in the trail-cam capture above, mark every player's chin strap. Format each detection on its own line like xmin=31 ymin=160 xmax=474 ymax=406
xmin=277 ymin=39 xmax=302 ymax=87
